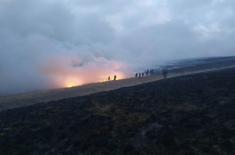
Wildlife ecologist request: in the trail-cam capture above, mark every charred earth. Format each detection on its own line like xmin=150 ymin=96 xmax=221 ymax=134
xmin=0 ymin=68 xmax=235 ymax=155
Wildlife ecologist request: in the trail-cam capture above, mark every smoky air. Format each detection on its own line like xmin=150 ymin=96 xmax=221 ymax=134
xmin=0 ymin=0 xmax=235 ymax=95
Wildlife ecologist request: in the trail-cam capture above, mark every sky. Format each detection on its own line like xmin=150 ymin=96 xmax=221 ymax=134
xmin=0 ymin=0 xmax=235 ymax=94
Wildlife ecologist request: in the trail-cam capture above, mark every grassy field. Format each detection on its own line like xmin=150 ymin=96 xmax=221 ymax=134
xmin=0 ymin=68 xmax=235 ymax=154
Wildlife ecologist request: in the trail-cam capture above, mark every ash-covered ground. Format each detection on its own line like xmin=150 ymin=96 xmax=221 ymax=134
xmin=0 ymin=68 xmax=235 ymax=155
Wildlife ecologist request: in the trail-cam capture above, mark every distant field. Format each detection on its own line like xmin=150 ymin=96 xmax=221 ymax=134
xmin=1 ymin=64 xmax=235 ymax=112
xmin=0 ymin=67 xmax=235 ymax=154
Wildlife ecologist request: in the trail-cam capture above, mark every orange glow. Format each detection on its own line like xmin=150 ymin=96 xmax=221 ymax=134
xmin=66 ymin=83 xmax=77 ymax=88
xmin=65 ymin=80 xmax=78 ymax=88
xmin=41 ymin=56 xmax=131 ymax=89
xmin=63 ymin=77 xmax=84 ymax=88
xmin=99 ymin=72 xmax=126 ymax=82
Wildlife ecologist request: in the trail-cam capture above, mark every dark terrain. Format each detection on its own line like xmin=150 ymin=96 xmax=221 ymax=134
xmin=155 ymin=56 xmax=235 ymax=75
xmin=0 ymin=68 xmax=235 ymax=155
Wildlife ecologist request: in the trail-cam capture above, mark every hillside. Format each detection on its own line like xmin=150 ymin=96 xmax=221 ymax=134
xmin=155 ymin=56 xmax=235 ymax=75
xmin=1 ymin=56 xmax=235 ymax=112
xmin=0 ymin=68 xmax=235 ymax=155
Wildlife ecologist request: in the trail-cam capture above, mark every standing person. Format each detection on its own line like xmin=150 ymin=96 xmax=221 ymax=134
xmin=138 ymin=73 xmax=141 ymax=78
xmin=146 ymin=69 xmax=149 ymax=76
xmin=114 ymin=75 xmax=117 ymax=80
xmin=135 ymin=73 xmax=138 ymax=78
xmin=108 ymin=76 xmax=111 ymax=81
xmin=142 ymin=72 xmax=145 ymax=77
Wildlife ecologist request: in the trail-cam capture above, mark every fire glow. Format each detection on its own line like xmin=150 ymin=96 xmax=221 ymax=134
xmin=42 ymin=56 xmax=129 ymax=89
xmin=64 ymin=78 xmax=82 ymax=88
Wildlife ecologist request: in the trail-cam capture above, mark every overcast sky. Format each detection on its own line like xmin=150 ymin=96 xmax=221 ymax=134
xmin=0 ymin=0 xmax=235 ymax=94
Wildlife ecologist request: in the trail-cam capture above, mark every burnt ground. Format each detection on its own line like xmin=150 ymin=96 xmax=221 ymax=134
xmin=0 ymin=68 xmax=235 ymax=155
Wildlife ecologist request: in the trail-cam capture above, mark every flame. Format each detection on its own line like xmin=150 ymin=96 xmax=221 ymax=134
xmin=41 ymin=56 xmax=131 ymax=89
xmin=66 ymin=83 xmax=77 ymax=88
xmin=65 ymin=78 xmax=81 ymax=88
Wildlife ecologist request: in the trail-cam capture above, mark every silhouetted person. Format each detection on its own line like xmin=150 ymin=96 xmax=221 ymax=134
xmin=142 ymin=72 xmax=145 ymax=77
xmin=162 ymin=69 xmax=168 ymax=79
xmin=138 ymin=73 xmax=141 ymax=78
xmin=135 ymin=73 xmax=138 ymax=78
xmin=114 ymin=75 xmax=117 ymax=80
xmin=145 ymin=69 xmax=150 ymax=76
xmin=108 ymin=76 xmax=111 ymax=81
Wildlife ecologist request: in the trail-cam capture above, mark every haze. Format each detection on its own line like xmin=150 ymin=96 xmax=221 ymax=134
xmin=0 ymin=0 xmax=235 ymax=95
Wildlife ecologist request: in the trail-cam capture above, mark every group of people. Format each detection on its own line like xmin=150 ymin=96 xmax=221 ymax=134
xmin=135 ymin=68 xmax=169 ymax=79
xmin=107 ymin=75 xmax=117 ymax=81
xmin=135 ymin=69 xmax=155 ymax=78
xmin=107 ymin=68 xmax=169 ymax=82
